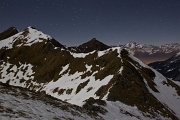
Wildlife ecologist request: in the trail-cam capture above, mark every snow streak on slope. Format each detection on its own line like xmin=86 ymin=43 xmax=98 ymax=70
xmin=173 ymin=81 xmax=180 ymax=86
xmin=71 ymin=50 xmax=96 ymax=58
xmin=71 ymin=47 xmax=121 ymax=58
xmin=98 ymin=47 xmax=121 ymax=58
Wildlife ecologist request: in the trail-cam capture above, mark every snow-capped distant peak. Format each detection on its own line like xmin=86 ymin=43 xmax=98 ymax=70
xmin=123 ymin=41 xmax=180 ymax=52
xmin=124 ymin=41 xmax=138 ymax=48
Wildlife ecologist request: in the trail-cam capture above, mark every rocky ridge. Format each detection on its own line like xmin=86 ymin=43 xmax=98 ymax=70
xmin=0 ymin=27 xmax=19 ymax=40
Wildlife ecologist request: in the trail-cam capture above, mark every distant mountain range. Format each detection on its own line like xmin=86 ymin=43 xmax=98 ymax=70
xmin=122 ymin=41 xmax=180 ymax=64
xmin=149 ymin=52 xmax=180 ymax=82
xmin=0 ymin=26 xmax=180 ymax=119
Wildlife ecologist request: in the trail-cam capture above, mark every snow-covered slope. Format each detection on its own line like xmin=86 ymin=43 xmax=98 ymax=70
xmin=0 ymin=27 xmax=180 ymax=120
xmin=0 ymin=83 xmax=102 ymax=120
xmin=130 ymin=54 xmax=180 ymax=118
xmin=0 ymin=26 xmax=65 ymax=50
xmin=0 ymin=27 xmax=51 ymax=49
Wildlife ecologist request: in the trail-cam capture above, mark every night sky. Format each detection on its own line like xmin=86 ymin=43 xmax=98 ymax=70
xmin=0 ymin=0 xmax=180 ymax=46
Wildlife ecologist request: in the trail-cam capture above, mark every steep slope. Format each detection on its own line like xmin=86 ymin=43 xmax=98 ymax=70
xmin=123 ymin=41 xmax=180 ymax=64
xmin=0 ymin=83 xmax=102 ymax=120
xmin=0 ymin=27 xmax=19 ymax=40
xmin=149 ymin=52 xmax=180 ymax=81
xmin=68 ymin=38 xmax=110 ymax=53
xmin=0 ymin=27 xmax=180 ymax=119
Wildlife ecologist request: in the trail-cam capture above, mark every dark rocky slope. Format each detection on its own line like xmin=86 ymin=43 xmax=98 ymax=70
xmin=0 ymin=27 xmax=19 ymax=40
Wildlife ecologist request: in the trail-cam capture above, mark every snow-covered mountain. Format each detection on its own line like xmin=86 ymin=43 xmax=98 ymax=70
xmin=0 ymin=26 xmax=65 ymax=50
xmin=149 ymin=52 xmax=180 ymax=82
xmin=0 ymin=27 xmax=180 ymax=120
xmin=122 ymin=41 xmax=180 ymax=64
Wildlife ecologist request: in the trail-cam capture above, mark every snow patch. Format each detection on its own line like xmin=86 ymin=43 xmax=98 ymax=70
xmin=44 ymin=69 xmax=113 ymax=106
xmin=59 ymin=64 xmax=69 ymax=75
xmin=0 ymin=62 xmax=34 ymax=87
xmin=176 ymin=52 xmax=180 ymax=57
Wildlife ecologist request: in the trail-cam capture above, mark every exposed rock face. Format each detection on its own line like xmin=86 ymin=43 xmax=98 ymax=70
xmin=0 ymin=27 xmax=180 ymax=120
xmin=0 ymin=27 xmax=19 ymax=40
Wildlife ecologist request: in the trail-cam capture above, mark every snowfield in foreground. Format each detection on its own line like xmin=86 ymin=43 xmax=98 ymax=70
xmin=0 ymin=84 xmax=146 ymax=120
xmin=1 ymin=83 xmax=151 ymax=120
xmin=0 ymin=84 xmax=101 ymax=120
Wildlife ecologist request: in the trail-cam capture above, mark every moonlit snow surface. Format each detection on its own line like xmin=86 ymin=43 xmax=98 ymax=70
xmin=0 ymin=84 xmax=98 ymax=120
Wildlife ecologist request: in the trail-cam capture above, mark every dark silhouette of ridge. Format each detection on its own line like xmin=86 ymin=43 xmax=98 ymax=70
xmin=0 ymin=27 xmax=19 ymax=40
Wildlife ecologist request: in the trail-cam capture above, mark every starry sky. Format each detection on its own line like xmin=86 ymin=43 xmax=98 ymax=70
xmin=0 ymin=0 xmax=180 ymax=46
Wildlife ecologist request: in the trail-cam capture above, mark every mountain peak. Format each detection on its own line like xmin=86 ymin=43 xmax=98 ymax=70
xmin=124 ymin=41 xmax=140 ymax=48
xmin=27 ymin=26 xmax=36 ymax=29
xmin=129 ymin=41 xmax=137 ymax=44
xmin=0 ymin=26 xmax=66 ymax=50
xmin=69 ymin=38 xmax=110 ymax=53
xmin=89 ymin=38 xmax=99 ymax=42
xmin=84 ymin=38 xmax=105 ymax=44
